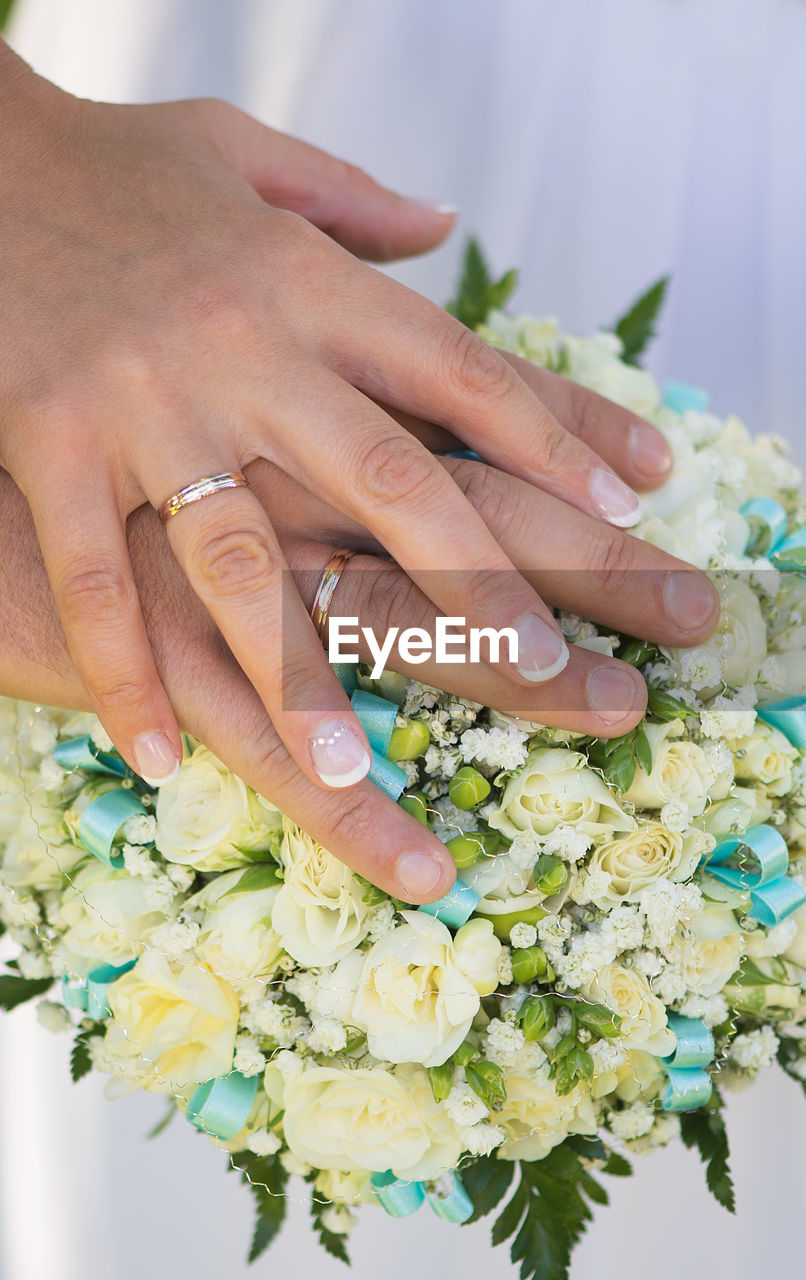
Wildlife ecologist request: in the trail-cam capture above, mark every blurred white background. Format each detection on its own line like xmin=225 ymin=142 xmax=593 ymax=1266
xmin=2 ymin=1 xmax=806 ymax=1277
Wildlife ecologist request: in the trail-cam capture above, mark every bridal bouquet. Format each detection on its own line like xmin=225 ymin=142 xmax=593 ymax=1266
xmin=4 ymin=248 xmax=806 ymax=1280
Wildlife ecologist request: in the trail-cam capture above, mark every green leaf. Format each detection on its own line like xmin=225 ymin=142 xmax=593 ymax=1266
xmin=145 ymin=1101 xmax=177 ymax=1140
xmin=601 ymin=1150 xmax=633 ymax=1178
xmin=70 ymin=1023 xmax=104 ymax=1082
xmin=229 ymin=1151 xmax=289 ymax=1262
xmin=647 ymin=688 xmax=691 ymax=721
xmin=492 ymin=1177 xmax=528 ymax=1247
xmin=446 ymin=238 xmax=519 ymax=330
xmin=460 ymin=1155 xmax=515 ymax=1223
xmin=309 ymin=1194 xmax=350 ymax=1265
xmin=0 ymin=0 xmax=17 ymax=33
xmin=633 ymin=726 xmax=653 ymax=775
xmin=733 ymin=956 xmax=792 ymax=987
xmin=219 ymin=863 xmax=282 ymax=898
xmin=616 ymin=637 xmax=659 ymax=668
xmin=0 ymin=973 xmax=53 ymax=1011
xmin=613 ymin=276 xmax=670 ymax=367
xmin=679 ymin=1099 xmax=736 ymax=1214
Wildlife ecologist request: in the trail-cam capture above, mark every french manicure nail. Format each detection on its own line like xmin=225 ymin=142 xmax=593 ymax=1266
xmin=396 ymin=850 xmax=450 ymax=899
xmin=511 ymin=613 xmax=569 ymax=683
xmin=133 ymin=732 xmax=181 ymax=787
xmin=587 ymin=665 xmax=640 ymax=725
xmin=629 ymin=422 xmax=672 ymax=479
xmin=310 ymin=718 xmax=370 ymax=788
xmin=589 ymin=468 xmax=642 ymax=528
xmin=663 ymin=571 xmax=720 ymax=631
xmin=409 ymin=197 xmax=459 ymax=215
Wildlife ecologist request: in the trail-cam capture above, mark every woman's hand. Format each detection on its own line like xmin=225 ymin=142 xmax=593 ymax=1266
xmin=0 ymin=41 xmax=669 ymax=798
xmin=0 ymin=448 xmax=717 ymax=901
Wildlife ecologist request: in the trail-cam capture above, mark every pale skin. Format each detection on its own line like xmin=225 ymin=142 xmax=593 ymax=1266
xmin=0 ymin=40 xmax=720 ymax=900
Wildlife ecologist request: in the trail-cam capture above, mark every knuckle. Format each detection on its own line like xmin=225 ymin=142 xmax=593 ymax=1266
xmin=533 ymin=423 xmax=574 ymax=473
xmin=439 ymin=325 xmax=512 ymax=405
xmin=358 ymin=433 xmax=437 ymax=508
xmin=460 ymin=568 xmax=513 ymax=620
xmin=319 ymin=786 xmax=376 ymax=854
xmin=194 ymin=523 xmax=280 ymax=597
xmin=249 ymin=721 xmax=299 ymax=791
xmin=183 ymin=278 xmax=253 ymax=343
xmin=458 ymin=462 xmax=510 ymax=532
xmin=364 ymin=568 xmax=428 ymax=640
xmin=587 ymin=527 xmax=640 ymax=595
xmin=59 ymin=562 xmax=135 ymax=626
xmin=90 ymin=674 xmax=155 ymax=719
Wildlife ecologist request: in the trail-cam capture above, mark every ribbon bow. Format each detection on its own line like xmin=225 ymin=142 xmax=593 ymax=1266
xmin=740 ymin=496 xmax=806 ymax=571
xmin=702 ymin=823 xmax=806 ymax=927
xmin=54 ymin=737 xmax=151 ymax=868
xmin=369 ymin=1169 xmax=473 ymax=1224
xmin=61 ymin=959 xmax=136 ymax=1019
xmin=657 ymin=1013 xmax=714 ymax=1112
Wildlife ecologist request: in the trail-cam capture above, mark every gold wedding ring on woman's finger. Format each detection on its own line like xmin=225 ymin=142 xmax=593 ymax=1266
xmin=310 ymin=549 xmax=355 ymax=644
xmin=158 ymin=472 xmax=249 ymax=523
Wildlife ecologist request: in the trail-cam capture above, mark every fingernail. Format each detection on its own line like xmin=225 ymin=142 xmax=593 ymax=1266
xmin=587 ymin=665 xmax=641 ymax=725
xmin=310 ymin=718 xmax=370 ymax=788
xmin=589 ymin=468 xmax=642 ymax=528
xmin=511 ymin=613 xmax=569 ymax=683
xmin=396 ymin=850 xmax=450 ymax=899
xmin=629 ymin=422 xmax=672 ymax=479
xmin=409 ymin=198 xmax=459 ymax=215
xmin=133 ymin=732 xmax=181 ymax=787
xmin=663 ymin=571 xmax=720 ymax=631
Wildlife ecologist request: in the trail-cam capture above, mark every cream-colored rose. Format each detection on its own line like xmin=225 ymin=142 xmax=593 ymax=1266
xmin=314 ymin=1169 xmax=376 ymax=1206
xmin=155 ymin=744 xmax=281 ymax=872
xmin=676 ymin=905 xmax=744 ymax=997
xmin=729 ymin=721 xmax=798 ymax=798
xmin=271 ymin=819 xmax=370 ymax=966
xmin=585 ymin=964 xmax=674 ymax=1056
xmin=106 ymin=950 xmax=240 ymax=1088
xmin=614 ymin=1050 xmax=666 ymax=1102
xmin=784 ymin=903 xmax=806 ymax=969
xmin=497 ymin=1076 xmax=597 ymax=1162
xmin=188 ymin=866 xmax=282 ymax=987
xmin=489 ymin=748 xmax=634 ymax=840
xmin=452 ymin=918 xmax=502 ymax=996
xmin=282 ymin=1063 xmax=463 ymax=1179
xmin=0 ymin=792 xmax=84 ymax=889
xmin=587 ymin=823 xmax=702 ymax=905
xmin=328 ymin=911 xmax=495 ymax=1066
xmin=699 ymin=786 xmax=773 ymax=838
xmin=53 ymin=861 xmax=167 ymax=977
xmin=624 ymin=723 xmax=714 ymax=816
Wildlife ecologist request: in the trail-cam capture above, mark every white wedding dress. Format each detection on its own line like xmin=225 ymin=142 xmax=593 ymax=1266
xmin=3 ymin=2 xmax=806 ymax=1278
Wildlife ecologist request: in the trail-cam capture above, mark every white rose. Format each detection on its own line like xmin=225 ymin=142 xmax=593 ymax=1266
xmin=784 ymin=903 xmax=806 ymax=969
xmin=329 ymin=911 xmax=496 ymax=1066
xmin=187 ymin=866 xmax=283 ymax=987
xmin=53 ymin=861 xmax=167 ymax=977
xmin=764 ymin=650 xmax=806 ymax=698
xmin=281 ymin=1063 xmax=463 ymax=1179
xmin=452 ymin=918 xmax=503 ymax=995
xmin=155 ymin=744 xmax=281 ymax=872
xmin=699 ymin=786 xmax=773 ymax=838
xmin=729 ymin=721 xmax=798 ymax=797
xmin=489 ymin=748 xmax=635 ymax=841
xmin=271 ymin=819 xmax=370 ymax=966
xmin=676 ymin=905 xmax=744 ymax=997
xmin=0 ymin=792 xmax=84 ymax=889
xmin=585 ymin=963 xmax=674 ymax=1056
xmin=624 ymin=723 xmax=715 ymax=816
xmin=497 ymin=1076 xmax=597 ymax=1162
xmin=106 ymin=950 xmax=240 ymax=1089
xmin=587 ymin=823 xmax=702 ymax=905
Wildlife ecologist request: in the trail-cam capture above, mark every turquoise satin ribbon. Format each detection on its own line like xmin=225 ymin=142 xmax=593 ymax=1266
xmin=368 ymin=751 xmax=409 ymax=801
xmin=61 ymin=959 xmax=136 ymax=1018
xmin=78 ymin=788 xmax=150 ymax=868
xmin=351 ymin=689 xmax=398 ymax=756
xmin=370 ymin=1169 xmax=473 ymax=1224
xmin=702 ymin=823 xmax=806 ymax=927
xmin=418 ymin=879 xmax=481 ymax=929
xmin=658 ymin=1013 xmax=714 ymax=1112
xmin=740 ymin=496 xmax=806 ymax=570
xmin=445 ymin=448 xmax=485 ymax=463
xmin=54 ymin=735 xmax=128 ymax=778
xmin=186 ymin=1071 xmax=259 ymax=1141
xmin=661 ymin=381 xmax=710 ymax=415
xmin=331 ymin=662 xmax=359 ymax=695
xmin=757 ymin=697 xmax=806 ymax=751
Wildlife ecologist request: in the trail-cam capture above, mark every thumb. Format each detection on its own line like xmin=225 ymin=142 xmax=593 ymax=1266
xmin=209 ymin=103 xmax=457 ymax=262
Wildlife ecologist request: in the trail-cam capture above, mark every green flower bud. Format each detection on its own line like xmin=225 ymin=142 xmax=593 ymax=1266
xmin=387 ymin=719 xmax=431 ymax=762
xmin=465 ymin=1060 xmax=507 ymax=1110
xmin=446 ymin=834 xmax=486 ymax=869
xmin=510 ymin=945 xmax=550 ymax=985
xmin=453 ymin=1040 xmax=479 ymax=1068
xmin=484 ymin=904 xmax=547 ymax=941
xmin=448 ymin=767 xmax=491 ymax=810
xmin=427 ymin=1062 xmax=454 ymax=1103
xmin=575 ymin=1000 xmax=622 ymax=1039
xmin=552 ymin=1033 xmax=577 ymax=1059
xmin=399 ymin=791 xmax=431 ymax=826
xmin=518 ymin=995 xmax=555 ymax=1042
xmin=533 ymin=854 xmax=568 ymax=896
